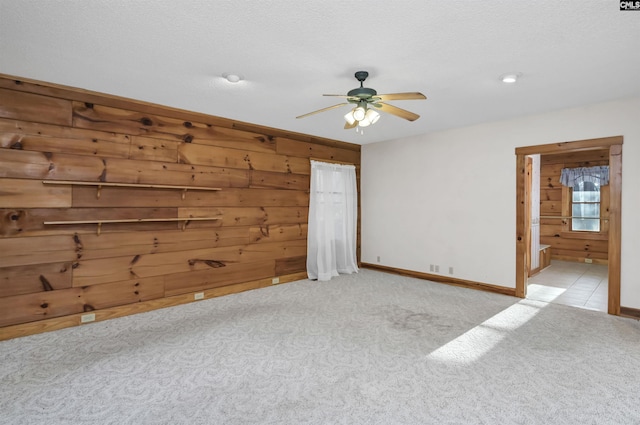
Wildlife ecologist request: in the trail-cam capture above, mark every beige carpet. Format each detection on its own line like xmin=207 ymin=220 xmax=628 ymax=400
xmin=2 ymin=269 xmax=640 ymax=424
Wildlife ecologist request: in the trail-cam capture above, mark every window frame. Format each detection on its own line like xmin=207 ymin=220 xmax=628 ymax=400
xmin=561 ymin=184 xmax=609 ymax=240
xmin=570 ymin=177 xmax=601 ymax=232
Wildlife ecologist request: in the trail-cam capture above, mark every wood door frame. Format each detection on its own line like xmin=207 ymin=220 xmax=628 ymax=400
xmin=515 ymin=136 xmax=623 ymax=315
xmin=525 ymin=156 xmax=533 ymax=277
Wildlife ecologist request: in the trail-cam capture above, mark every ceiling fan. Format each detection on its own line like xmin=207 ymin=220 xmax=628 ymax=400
xmin=296 ymin=71 xmax=426 ymax=130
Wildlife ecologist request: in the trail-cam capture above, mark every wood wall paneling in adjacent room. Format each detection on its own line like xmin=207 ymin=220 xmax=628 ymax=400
xmin=539 ymin=150 xmax=609 ymax=264
xmin=0 ymin=74 xmax=360 ymax=337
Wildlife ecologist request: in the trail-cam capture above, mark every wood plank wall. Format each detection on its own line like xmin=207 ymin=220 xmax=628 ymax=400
xmin=539 ymin=150 xmax=609 ymax=264
xmin=0 ymin=75 xmax=360 ymax=336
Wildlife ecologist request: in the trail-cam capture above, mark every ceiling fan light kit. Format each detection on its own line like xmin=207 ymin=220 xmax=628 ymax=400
xmin=222 ymin=72 xmax=243 ymax=83
xmin=344 ymin=110 xmax=356 ymax=125
xmin=500 ymin=72 xmax=522 ymax=84
xmin=352 ymin=105 xmax=366 ymax=121
xmin=296 ymin=71 xmax=426 ymax=132
xmin=357 ymin=108 xmax=380 ymax=128
xmin=365 ymin=108 xmax=380 ymax=123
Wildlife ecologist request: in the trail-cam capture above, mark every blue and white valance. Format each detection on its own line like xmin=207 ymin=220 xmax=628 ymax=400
xmin=560 ymin=166 xmax=609 ymax=187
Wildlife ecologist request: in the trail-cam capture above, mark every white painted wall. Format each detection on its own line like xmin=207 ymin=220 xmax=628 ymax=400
xmin=361 ymin=97 xmax=640 ymax=308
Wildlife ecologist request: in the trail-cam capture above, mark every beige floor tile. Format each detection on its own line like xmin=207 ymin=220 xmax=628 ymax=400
xmin=565 ymin=285 xmax=595 ymax=297
xmin=528 ymin=292 xmax=563 ymax=303
xmin=527 ymin=260 xmax=607 ymax=312
xmin=585 ymin=300 xmax=607 ymax=312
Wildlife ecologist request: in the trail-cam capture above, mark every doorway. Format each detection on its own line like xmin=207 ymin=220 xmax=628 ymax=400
xmin=515 ymin=136 xmax=623 ymax=315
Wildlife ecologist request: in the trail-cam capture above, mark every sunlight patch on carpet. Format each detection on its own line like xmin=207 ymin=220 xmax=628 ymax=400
xmin=426 ymin=301 xmax=543 ymax=364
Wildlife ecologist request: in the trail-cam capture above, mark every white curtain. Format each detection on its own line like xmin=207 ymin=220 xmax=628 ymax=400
xmin=307 ymin=160 xmax=359 ymax=281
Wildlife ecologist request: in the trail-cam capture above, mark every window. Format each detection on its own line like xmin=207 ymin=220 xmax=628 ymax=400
xmin=307 ymin=161 xmax=359 ymax=281
xmin=559 ymin=165 xmax=609 ymax=237
xmin=571 ymin=177 xmax=600 ymax=232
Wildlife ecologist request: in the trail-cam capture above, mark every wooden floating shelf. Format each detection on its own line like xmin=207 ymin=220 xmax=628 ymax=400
xmin=43 ymin=180 xmax=222 ymax=200
xmin=44 ymin=217 xmax=221 ymax=235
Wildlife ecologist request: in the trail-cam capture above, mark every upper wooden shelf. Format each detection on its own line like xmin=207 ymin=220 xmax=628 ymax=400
xmin=42 ymin=180 xmax=222 ymax=200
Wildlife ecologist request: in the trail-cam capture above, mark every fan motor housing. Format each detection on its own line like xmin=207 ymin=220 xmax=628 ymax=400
xmin=347 ymin=87 xmax=377 ymax=99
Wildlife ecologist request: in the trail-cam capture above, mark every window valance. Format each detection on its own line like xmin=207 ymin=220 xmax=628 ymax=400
xmin=560 ymin=166 xmax=609 ymax=187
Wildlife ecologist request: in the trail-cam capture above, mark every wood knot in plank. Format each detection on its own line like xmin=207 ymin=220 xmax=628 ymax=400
xmin=84 ymin=102 xmax=94 ymax=109
xmin=140 ymin=117 xmax=153 ymax=126
xmin=183 ymin=121 xmax=193 ymax=128
xmin=40 ymin=303 xmax=48 ymax=309
xmin=243 ymin=155 xmax=254 ymax=170
xmin=10 ymin=141 xmax=23 ymax=150
xmin=183 ymin=134 xmax=193 ymax=143
xmin=39 ymin=275 xmax=54 ymax=291
xmin=73 ymin=233 xmax=83 ymax=248
xmin=188 ymin=259 xmax=226 ymax=268
xmin=83 ymin=304 xmax=95 ymax=312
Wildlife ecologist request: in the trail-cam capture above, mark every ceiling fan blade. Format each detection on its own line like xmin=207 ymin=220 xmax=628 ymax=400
xmin=375 ymin=103 xmax=421 ymax=121
xmin=344 ymin=120 xmax=357 ymax=130
xmin=323 ymin=94 xmax=361 ymax=102
xmin=296 ymin=103 xmax=349 ymax=119
xmin=374 ymin=92 xmax=426 ymax=101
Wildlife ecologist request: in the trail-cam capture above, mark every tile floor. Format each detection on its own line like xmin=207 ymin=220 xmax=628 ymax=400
xmin=527 ymin=260 xmax=608 ymax=312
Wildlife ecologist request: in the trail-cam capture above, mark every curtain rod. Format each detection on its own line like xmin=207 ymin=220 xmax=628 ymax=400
xmin=540 ymin=216 xmax=609 ymax=221
xmin=309 ymin=157 xmax=355 ymax=166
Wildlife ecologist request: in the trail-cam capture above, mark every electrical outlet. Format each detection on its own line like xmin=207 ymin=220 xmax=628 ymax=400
xmin=435 ymin=265 xmax=440 ymax=273
xmin=585 ymin=258 xmax=593 ymax=264
xmin=449 ymin=267 xmax=454 ymax=274
xmin=377 ymin=256 xmax=380 ymax=263
xmin=81 ymin=313 xmax=95 ymax=323
xmin=194 ymin=292 xmax=205 ymax=300
xmin=430 ymin=264 xmax=434 ymax=272
xmin=272 ymin=277 xmax=280 ymax=284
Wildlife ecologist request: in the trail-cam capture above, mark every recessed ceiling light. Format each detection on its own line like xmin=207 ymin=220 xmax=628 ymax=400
xmin=222 ymin=73 xmax=243 ymax=83
xmin=500 ymin=73 xmax=522 ymax=84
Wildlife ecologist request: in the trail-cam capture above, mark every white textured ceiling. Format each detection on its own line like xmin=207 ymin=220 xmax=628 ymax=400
xmin=1 ymin=0 xmax=639 ymax=145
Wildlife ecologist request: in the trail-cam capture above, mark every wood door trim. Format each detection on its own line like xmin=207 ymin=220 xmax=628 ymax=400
xmin=608 ymin=144 xmax=622 ymax=315
xmin=515 ymin=136 xmax=623 ymax=155
xmin=515 ymin=154 xmax=528 ymax=298
xmin=515 ymin=138 xmax=622 ymax=315
xmin=525 ymin=157 xmax=532 ymax=278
